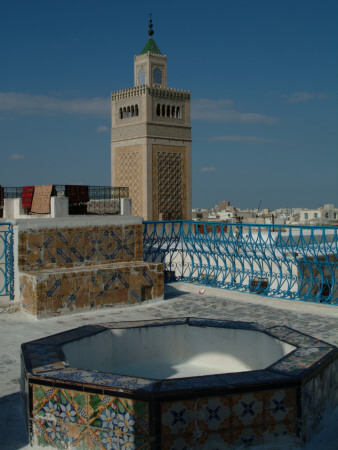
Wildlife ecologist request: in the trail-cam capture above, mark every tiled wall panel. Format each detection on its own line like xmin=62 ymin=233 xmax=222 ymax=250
xmin=18 ymin=224 xmax=143 ymax=272
xmin=160 ymin=388 xmax=298 ymax=448
xmin=30 ymin=384 xmax=150 ymax=449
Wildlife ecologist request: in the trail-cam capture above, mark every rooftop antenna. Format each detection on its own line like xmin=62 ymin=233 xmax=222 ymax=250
xmin=258 ymin=200 xmax=261 ymax=211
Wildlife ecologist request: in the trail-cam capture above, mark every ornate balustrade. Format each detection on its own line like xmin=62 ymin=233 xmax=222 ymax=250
xmin=143 ymin=221 xmax=338 ymax=305
xmin=0 ymin=223 xmax=14 ymax=300
xmin=3 ymin=185 xmax=129 ymax=215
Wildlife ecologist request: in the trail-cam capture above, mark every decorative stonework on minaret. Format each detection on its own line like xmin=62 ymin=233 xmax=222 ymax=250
xmin=111 ymin=16 xmax=192 ymax=220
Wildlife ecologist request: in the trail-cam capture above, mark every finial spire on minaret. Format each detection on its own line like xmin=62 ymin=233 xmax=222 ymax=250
xmin=148 ymin=14 xmax=154 ymax=36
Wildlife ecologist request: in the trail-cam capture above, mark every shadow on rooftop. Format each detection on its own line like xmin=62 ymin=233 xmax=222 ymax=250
xmin=0 ymin=392 xmax=29 ymax=449
xmin=164 ymin=283 xmax=191 ymax=300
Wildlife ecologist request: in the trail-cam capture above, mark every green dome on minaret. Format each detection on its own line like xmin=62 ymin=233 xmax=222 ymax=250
xmin=140 ymin=14 xmax=162 ymax=55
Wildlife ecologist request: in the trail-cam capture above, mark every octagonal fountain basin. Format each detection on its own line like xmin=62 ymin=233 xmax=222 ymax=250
xmin=21 ymin=318 xmax=338 ymax=449
xmin=62 ymin=322 xmax=295 ymax=380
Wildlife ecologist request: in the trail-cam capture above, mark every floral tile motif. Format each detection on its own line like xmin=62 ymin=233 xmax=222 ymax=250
xmin=119 ymin=432 xmax=150 ymax=450
xmin=264 ymin=388 xmax=297 ymax=424
xmin=32 ymin=385 xmax=59 ymax=420
xmin=161 ymin=399 xmax=196 ymax=436
xmin=197 ymin=396 xmax=231 ymax=431
xmin=59 ymin=421 xmax=86 ymax=448
xmin=59 ymin=389 xmax=88 ymax=424
xmin=33 ymin=418 xmax=63 ymax=448
xmin=91 ymin=427 xmax=119 ymax=449
xmin=231 ymin=392 xmax=264 ymax=427
xmin=88 ymin=394 xmax=149 ymax=437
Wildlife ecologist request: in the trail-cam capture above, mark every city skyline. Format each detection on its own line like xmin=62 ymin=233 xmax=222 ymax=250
xmin=1 ymin=0 xmax=337 ymax=210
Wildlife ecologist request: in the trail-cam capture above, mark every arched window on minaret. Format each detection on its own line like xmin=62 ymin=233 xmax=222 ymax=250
xmin=127 ymin=106 xmax=131 ymax=118
xmin=119 ymin=108 xmax=123 ymax=119
xmin=131 ymin=105 xmax=135 ymax=117
xmin=162 ymin=104 xmax=165 ymax=116
xmin=123 ymin=107 xmax=127 ymax=118
xmin=171 ymin=106 xmax=175 ymax=118
xmin=167 ymin=105 xmax=171 ymax=117
xmin=176 ymin=106 xmax=180 ymax=118
xmin=138 ymin=69 xmax=145 ymax=86
xmin=154 ymin=68 xmax=162 ymax=85
xmin=135 ymin=105 xmax=139 ymax=116
xmin=156 ymin=104 xmax=160 ymax=116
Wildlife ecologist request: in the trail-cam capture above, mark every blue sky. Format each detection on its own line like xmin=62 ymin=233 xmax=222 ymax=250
xmin=1 ymin=0 xmax=337 ymax=210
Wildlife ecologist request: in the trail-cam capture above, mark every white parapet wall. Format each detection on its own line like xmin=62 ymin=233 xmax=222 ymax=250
xmin=4 ymin=197 xmax=69 ymax=219
xmin=4 ymin=197 xmax=133 ymax=218
xmin=121 ymin=198 xmax=132 ymax=216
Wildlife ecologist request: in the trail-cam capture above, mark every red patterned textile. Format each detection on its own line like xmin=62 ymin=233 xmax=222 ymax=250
xmin=22 ymin=186 xmax=35 ymax=210
xmin=65 ymin=185 xmax=89 ymax=204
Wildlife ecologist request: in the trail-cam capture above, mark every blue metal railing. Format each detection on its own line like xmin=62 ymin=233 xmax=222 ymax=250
xmin=143 ymin=221 xmax=338 ymax=305
xmin=0 ymin=223 xmax=14 ymax=300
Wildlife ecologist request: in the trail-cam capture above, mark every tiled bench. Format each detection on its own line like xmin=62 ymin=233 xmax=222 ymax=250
xmin=20 ymin=261 xmax=163 ymax=318
xmin=13 ymin=218 xmax=163 ymax=317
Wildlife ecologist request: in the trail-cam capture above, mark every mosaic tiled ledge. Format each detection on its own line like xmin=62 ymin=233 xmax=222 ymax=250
xmin=21 ymin=318 xmax=338 ymax=449
xmin=20 ymin=261 xmax=164 ymax=317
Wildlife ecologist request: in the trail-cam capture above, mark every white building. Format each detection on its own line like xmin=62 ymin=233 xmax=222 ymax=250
xmin=300 ymin=204 xmax=338 ymax=224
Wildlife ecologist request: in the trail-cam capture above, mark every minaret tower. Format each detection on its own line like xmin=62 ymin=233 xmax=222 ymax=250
xmin=111 ymin=16 xmax=192 ymax=220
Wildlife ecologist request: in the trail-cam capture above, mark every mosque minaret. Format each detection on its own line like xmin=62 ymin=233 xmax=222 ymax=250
xmin=111 ymin=16 xmax=192 ymax=220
